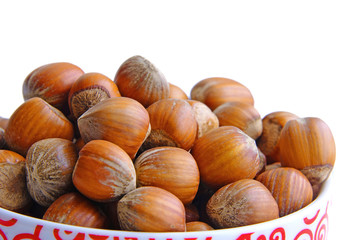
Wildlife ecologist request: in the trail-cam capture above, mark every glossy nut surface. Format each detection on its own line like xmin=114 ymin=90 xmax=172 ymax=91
xmin=43 ymin=192 xmax=108 ymax=229
xmin=190 ymin=77 xmax=254 ymax=110
xmin=114 ymin=55 xmax=169 ymax=107
xmin=141 ymin=99 xmax=197 ymax=152
xmin=169 ymin=83 xmax=188 ymax=100
xmin=68 ymin=72 xmax=121 ymax=119
xmin=5 ymin=97 xmax=74 ymax=156
xmin=23 ymin=62 xmax=84 ymax=111
xmin=206 ymin=179 xmax=279 ymax=228
xmin=186 ymin=221 xmax=214 ymax=231
xmin=134 ymin=146 xmax=200 ymax=204
xmin=78 ymin=97 xmax=150 ymax=159
xmin=214 ymin=102 xmax=262 ymax=139
xmin=191 ymin=126 xmax=260 ymax=189
xmin=256 ymin=111 xmax=299 ymax=164
xmin=256 ymin=167 xmax=313 ymax=217
xmin=72 ymin=140 xmax=136 ymax=202
xmin=117 ymin=186 xmax=186 ymax=232
xmin=279 ymin=117 xmax=336 ymax=185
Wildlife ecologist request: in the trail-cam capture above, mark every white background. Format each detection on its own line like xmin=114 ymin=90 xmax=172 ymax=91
xmin=1 ymin=1 xmax=360 ymax=239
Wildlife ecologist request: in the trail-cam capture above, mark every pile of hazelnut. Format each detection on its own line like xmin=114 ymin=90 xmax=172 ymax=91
xmin=0 ymin=55 xmax=336 ymax=232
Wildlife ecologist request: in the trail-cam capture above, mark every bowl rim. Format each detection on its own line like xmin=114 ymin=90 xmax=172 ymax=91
xmin=0 ymin=174 xmax=332 ymax=236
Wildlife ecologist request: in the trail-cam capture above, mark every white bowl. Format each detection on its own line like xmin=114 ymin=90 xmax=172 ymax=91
xmin=0 ymin=176 xmax=332 ymax=240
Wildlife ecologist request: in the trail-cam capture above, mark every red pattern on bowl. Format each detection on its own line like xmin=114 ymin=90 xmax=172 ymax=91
xmin=0 ymin=176 xmax=332 ymax=240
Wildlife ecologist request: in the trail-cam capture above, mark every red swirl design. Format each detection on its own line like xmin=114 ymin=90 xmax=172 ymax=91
xmin=0 ymin=218 xmax=17 ymax=227
xmin=304 ymin=210 xmax=320 ymax=225
xmin=256 ymin=235 xmax=267 ymax=240
xmin=270 ymin=227 xmax=286 ymax=240
xmin=294 ymin=229 xmax=313 ymax=240
xmin=314 ymin=203 xmax=328 ymax=240
xmin=314 ymin=213 xmax=328 ymax=240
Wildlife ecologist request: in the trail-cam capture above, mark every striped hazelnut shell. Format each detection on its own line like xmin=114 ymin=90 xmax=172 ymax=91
xmin=134 ymin=146 xmax=200 ymax=204
xmin=140 ymin=99 xmax=197 ymax=152
xmin=256 ymin=167 xmax=313 ymax=217
xmin=23 ymin=62 xmax=84 ymax=111
xmin=117 ymin=186 xmax=186 ymax=232
xmin=0 ymin=150 xmax=32 ymax=212
xmin=5 ymin=97 xmax=74 ymax=156
xmin=72 ymin=140 xmax=136 ymax=202
xmin=278 ymin=117 xmax=336 ymax=185
xmin=43 ymin=192 xmax=108 ymax=229
xmin=68 ymin=72 xmax=121 ymax=119
xmin=114 ymin=55 xmax=169 ymax=107
xmin=206 ymin=179 xmax=279 ymax=228
xmin=77 ymin=97 xmax=150 ymax=159
xmin=190 ymin=77 xmax=254 ymax=110
xmin=191 ymin=126 xmax=261 ymax=190
xmin=214 ymin=102 xmax=262 ymax=139
xmin=25 ymin=138 xmax=78 ymax=207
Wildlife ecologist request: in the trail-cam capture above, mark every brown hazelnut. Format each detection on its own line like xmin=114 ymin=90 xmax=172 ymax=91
xmin=0 ymin=150 xmax=32 ymax=212
xmin=134 ymin=146 xmax=200 ymax=204
xmin=214 ymin=102 xmax=262 ymax=139
xmin=25 ymin=138 xmax=78 ymax=207
xmin=117 ymin=186 xmax=186 ymax=232
xmin=257 ymin=111 xmax=299 ymax=164
xmin=187 ymin=100 xmax=219 ymax=138
xmin=5 ymin=97 xmax=74 ymax=156
xmin=77 ymin=97 xmax=150 ymax=159
xmin=72 ymin=140 xmax=136 ymax=202
xmin=43 ymin=192 xmax=108 ymax=228
xmin=114 ymin=55 xmax=169 ymax=107
xmin=206 ymin=179 xmax=279 ymax=228
xmin=278 ymin=117 xmax=336 ymax=186
xmin=169 ymin=83 xmax=188 ymax=100
xmin=191 ymin=126 xmax=261 ymax=190
xmin=190 ymin=77 xmax=254 ymax=110
xmin=256 ymin=167 xmax=313 ymax=217
xmin=23 ymin=62 xmax=84 ymax=112
xmin=68 ymin=72 xmax=121 ymax=119
xmin=140 ymin=99 xmax=197 ymax=152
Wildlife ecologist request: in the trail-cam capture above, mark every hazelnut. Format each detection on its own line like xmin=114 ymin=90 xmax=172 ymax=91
xmin=0 ymin=150 xmax=32 ymax=212
xmin=190 ymin=77 xmax=254 ymax=110
xmin=257 ymin=111 xmax=299 ymax=164
xmin=68 ymin=72 xmax=121 ymax=119
xmin=77 ymin=97 xmax=150 ymax=159
xmin=206 ymin=179 xmax=279 ymax=228
xmin=187 ymin=100 xmax=219 ymax=138
xmin=117 ymin=186 xmax=186 ymax=232
xmin=256 ymin=167 xmax=313 ymax=217
xmin=114 ymin=55 xmax=169 ymax=107
xmin=23 ymin=62 xmax=84 ymax=112
xmin=25 ymin=138 xmax=78 ymax=207
xmin=43 ymin=192 xmax=108 ymax=228
xmin=140 ymin=99 xmax=197 ymax=152
xmin=186 ymin=221 xmax=214 ymax=231
xmin=191 ymin=126 xmax=260 ymax=189
xmin=278 ymin=117 xmax=336 ymax=186
xmin=134 ymin=146 xmax=200 ymax=204
xmin=169 ymin=83 xmax=188 ymax=100
xmin=72 ymin=140 xmax=136 ymax=202
xmin=5 ymin=97 xmax=74 ymax=156
xmin=214 ymin=102 xmax=262 ymax=139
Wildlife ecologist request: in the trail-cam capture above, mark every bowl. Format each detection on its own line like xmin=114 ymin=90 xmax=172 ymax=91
xmin=0 ymin=175 xmax=332 ymax=240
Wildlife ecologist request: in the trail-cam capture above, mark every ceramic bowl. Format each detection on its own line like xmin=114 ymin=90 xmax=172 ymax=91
xmin=0 ymin=175 xmax=332 ymax=240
